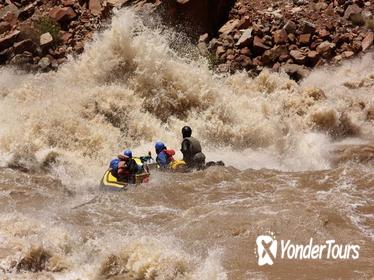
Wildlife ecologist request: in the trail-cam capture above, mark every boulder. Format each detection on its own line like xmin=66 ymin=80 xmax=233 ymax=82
xmin=0 ymin=3 xmax=19 ymax=26
xmin=216 ymin=46 xmax=225 ymax=56
xmin=343 ymin=51 xmax=354 ymax=58
xmin=344 ymin=4 xmax=362 ymax=19
xmin=40 ymin=32 xmax=54 ymax=47
xmin=301 ymin=20 xmax=316 ymax=34
xmin=298 ymin=34 xmax=311 ymax=45
xmin=290 ymin=49 xmax=306 ymax=64
xmin=13 ymin=39 xmax=36 ymax=54
xmin=253 ymin=36 xmax=270 ymax=53
xmin=219 ymin=19 xmax=239 ymax=35
xmin=307 ymin=50 xmax=319 ymax=59
xmin=307 ymin=50 xmax=319 ymax=65
xmin=10 ymin=52 xmax=33 ymax=66
xmin=38 ymin=56 xmax=51 ymax=70
xmin=199 ymin=33 xmax=209 ymax=43
xmin=60 ymin=32 xmax=72 ymax=43
xmin=316 ymin=41 xmax=335 ymax=54
xmin=0 ymin=30 xmax=20 ymax=52
xmin=235 ymin=54 xmax=252 ymax=67
xmin=0 ymin=22 xmax=11 ymax=34
xmin=49 ymin=7 xmax=77 ymax=23
xmin=362 ymin=32 xmax=373 ymax=51
xmin=0 ymin=48 xmax=12 ymax=64
xmin=281 ymin=63 xmax=310 ymax=82
xmin=197 ymin=42 xmax=209 ymax=56
xmin=236 ymin=28 xmax=252 ymax=47
xmin=318 ymin=29 xmax=330 ymax=39
xmin=62 ymin=0 xmax=76 ymax=6
xmin=18 ymin=4 xmax=34 ymax=21
xmin=89 ymin=0 xmax=101 ymax=16
xmin=284 ymin=20 xmax=297 ymax=34
xmin=237 ymin=16 xmax=251 ymax=29
xmin=240 ymin=47 xmax=251 ymax=56
xmin=273 ymin=29 xmax=288 ymax=44
xmin=262 ymin=45 xmax=288 ymax=64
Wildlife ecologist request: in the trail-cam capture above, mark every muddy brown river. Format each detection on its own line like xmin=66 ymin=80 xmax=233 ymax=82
xmin=0 ymin=10 xmax=373 ymax=280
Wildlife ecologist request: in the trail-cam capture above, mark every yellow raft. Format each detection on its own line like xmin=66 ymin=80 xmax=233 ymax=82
xmin=100 ymin=157 xmax=150 ymax=191
xmin=100 ymin=158 xmax=187 ymax=191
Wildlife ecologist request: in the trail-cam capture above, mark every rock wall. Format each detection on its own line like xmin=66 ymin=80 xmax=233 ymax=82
xmin=0 ymin=0 xmax=373 ymax=75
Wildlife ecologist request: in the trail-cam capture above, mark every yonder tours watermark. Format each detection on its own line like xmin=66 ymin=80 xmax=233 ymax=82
xmin=256 ymin=233 xmax=360 ymax=266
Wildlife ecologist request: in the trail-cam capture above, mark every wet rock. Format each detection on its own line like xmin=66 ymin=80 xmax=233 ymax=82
xmin=10 ymin=52 xmax=33 ymax=65
xmin=362 ymin=32 xmax=373 ymax=51
xmin=13 ymin=39 xmax=36 ymax=54
xmin=49 ymin=7 xmax=77 ymax=23
xmin=333 ymin=54 xmax=343 ymax=63
xmin=38 ymin=56 xmax=51 ymax=70
xmin=351 ymin=40 xmax=362 ymax=53
xmin=305 ymin=88 xmax=326 ymax=101
xmin=0 ymin=30 xmax=20 ymax=52
xmin=273 ymin=29 xmax=288 ymax=44
xmin=281 ymin=63 xmax=310 ymax=81
xmin=236 ymin=28 xmax=252 ymax=47
xmin=343 ymin=50 xmax=354 ymax=58
xmin=40 ymin=32 xmax=53 ymax=47
xmin=74 ymin=41 xmax=84 ymax=53
xmin=197 ymin=41 xmax=209 ymax=56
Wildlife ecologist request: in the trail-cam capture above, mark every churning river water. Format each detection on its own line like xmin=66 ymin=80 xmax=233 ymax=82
xmin=0 ymin=9 xmax=373 ymax=280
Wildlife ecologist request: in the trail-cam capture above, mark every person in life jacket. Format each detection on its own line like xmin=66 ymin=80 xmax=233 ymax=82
xmin=109 ymin=149 xmax=138 ymax=182
xmin=180 ymin=126 xmax=206 ymax=169
xmin=155 ymin=141 xmax=175 ymax=168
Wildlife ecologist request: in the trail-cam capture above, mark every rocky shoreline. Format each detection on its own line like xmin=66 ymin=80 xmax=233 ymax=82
xmin=0 ymin=0 xmax=373 ymax=77
xmin=204 ymin=0 xmax=374 ymax=79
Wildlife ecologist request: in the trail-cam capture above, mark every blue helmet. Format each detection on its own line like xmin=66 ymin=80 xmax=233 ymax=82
xmin=155 ymin=141 xmax=166 ymax=152
xmin=123 ymin=149 xmax=132 ymax=158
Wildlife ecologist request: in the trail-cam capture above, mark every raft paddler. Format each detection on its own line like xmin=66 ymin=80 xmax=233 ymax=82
xmin=109 ymin=149 xmax=138 ymax=182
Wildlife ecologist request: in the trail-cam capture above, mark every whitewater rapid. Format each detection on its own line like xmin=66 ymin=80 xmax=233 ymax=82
xmin=0 ymin=9 xmax=373 ymax=280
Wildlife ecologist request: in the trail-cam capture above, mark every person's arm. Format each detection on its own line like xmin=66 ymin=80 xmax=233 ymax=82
xmin=181 ymin=140 xmax=189 ymax=154
xmin=157 ymin=152 xmax=168 ymax=168
xmin=127 ymin=159 xmax=138 ymax=174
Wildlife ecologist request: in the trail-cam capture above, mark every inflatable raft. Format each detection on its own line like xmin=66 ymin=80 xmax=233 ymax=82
xmin=100 ymin=157 xmax=150 ymax=191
